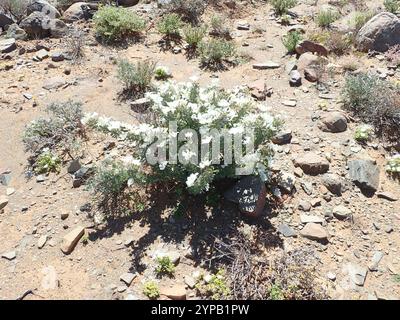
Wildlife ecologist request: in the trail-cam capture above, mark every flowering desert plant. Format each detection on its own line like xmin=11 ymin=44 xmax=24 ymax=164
xmin=386 ymin=154 xmax=400 ymax=174
xmin=85 ymin=81 xmax=281 ymax=201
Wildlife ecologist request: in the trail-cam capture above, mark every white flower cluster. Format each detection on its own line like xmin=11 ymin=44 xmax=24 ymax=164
xmin=386 ymin=154 xmax=400 ymax=173
xmin=83 ymin=81 xmax=281 ymax=194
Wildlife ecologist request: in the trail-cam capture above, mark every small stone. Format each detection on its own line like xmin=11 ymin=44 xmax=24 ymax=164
xmin=41 ymin=266 xmax=59 ymax=290
xmin=67 ymin=159 xmax=81 ymax=174
xmin=368 ymin=251 xmax=384 ymax=271
xmin=289 ymin=70 xmax=302 ymax=87
xmin=184 ymin=276 xmax=196 ymax=289
xmin=38 ymin=235 xmax=48 ymax=249
xmin=327 ymin=272 xmax=336 ymax=281
xmin=348 ymin=159 xmax=380 ymax=194
xmin=278 ymin=224 xmax=297 ymax=237
xmin=318 ymin=112 xmax=348 ymax=133
xmin=281 ymin=99 xmax=297 ymax=107
xmin=322 ymin=173 xmax=342 ymax=195
xmin=51 ymin=52 xmax=64 ymax=62
xmin=300 ymin=214 xmax=325 ymax=224
xmin=253 ymin=61 xmax=280 ymax=69
xmin=272 ymin=130 xmax=292 ymax=145
xmin=333 ymin=205 xmax=352 ymax=220
xmin=120 ymin=272 xmax=136 ymax=286
xmin=376 ymin=192 xmax=398 ymax=201
xmin=61 ymin=226 xmax=85 ymax=254
xmin=300 ymin=223 xmax=328 ymax=241
xmin=35 ymin=49 xmax=49 ymax=61
xmin=160 ymin=284 xmax=186 ymax=300
xmin=6 ymin=188 xmax=15 ymax=196
xmin=298 ymin=200 xmax=312 ymax=212
xmin=43 ymin=77 xmax=66 ymax=90
xmin=36 ymin=175 xmax=45 ymax=182
xmin=346 ymin=263 xmax=368 ymax=286
xmin=294 ymin=153 xmax=329 ymax=175
xmin=0 ymin=38 xmax=16 ymax=54
xmin=60 ymin=212 xmax=69 ymax=220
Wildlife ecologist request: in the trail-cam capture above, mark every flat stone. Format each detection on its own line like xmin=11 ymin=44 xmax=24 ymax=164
xmin=35 ymin=48 xmax=49 ymax=60
xmin=41 ymin=265 xmax=59 ymax=290
xmin=346 ymin=263 xmax=368 ymax=286
xmin=37 ymin=235 xmax=48 ymax=249
xmin=272 ymin=130 xmax=292 ymax=145
xmin=184 ymin=276 xmax=196 ymax=289
xmin=278 ymin=224 xmax=297 ymax=237
xmin=253 ymin=61 xmax=280 ymax=69
xmin=281 ymin=99 xmax=297 ymax=107
xmin=376 ymin=191 xmax=398 ymax=201
xmin=0 ymin=38 xmax=16 ymax=53
xmin=120 ymin=272 xmax=137 ymax=286
xmin=2 ymin=250 xmax=16 ymax=260
xmin=61 ymin=226 xmax=85 ymax=254
xmin=348 ymin=159 xmax=380 ymax=193
xmin=300 ymin=223 xmax=328 ymax=241
xmin=293 ymin=153 xmax=329 ymax=175
xmin=368 ymin=251 xmax=384 ymax=271
xmin=42 ymin=77 xmax=66 ymax=90
xmin=160 ymin=284 xmax=186 ymax=300
xmin=300 ymin=214 xmax=325 ymax=224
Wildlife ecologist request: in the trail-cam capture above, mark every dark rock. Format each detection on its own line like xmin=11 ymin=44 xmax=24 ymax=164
xmin=348 ymin=159 xmax=380 ymax=194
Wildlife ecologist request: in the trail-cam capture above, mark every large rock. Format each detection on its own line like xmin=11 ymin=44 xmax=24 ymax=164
xmin=20 ymin=12 xmax=51 ymax=38
xmin=61 ymin=226 xmax=85 ymax=254
xmin=300 ymin=223 xmax=328 ymax=242
xmin=119 ymin=0 xmax=140 ymax=6
xmin=0 ymin=38 xmax=16 ymax=54
xmin=0 ymin=13 xmax=13 ymax=29
xmin=63 ymin=2 xmax=97 ymax=22
xmin=348 ymin=159 xmax=380 ymax=193
xmin=224 ymin=176 xmax=266 ymax=217
xmin=27 ymin=0 xmax=61 ymax=19
xmin=293 ymin=153 xmax=329 ymax=175
xmin=318 ymin=112 xmax=347 ymax=133
xmin=356 ymin=12 xmax=400 ymax=52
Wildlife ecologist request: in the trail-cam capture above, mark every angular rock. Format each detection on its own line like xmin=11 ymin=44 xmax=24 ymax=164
xmin=0 ymin=38 xmax=16 ymax=54
xmin=63 ymin=2 xmax=97 ymax=22
xmin=368 ymin=251 xmax=384 ymax=271
xmin=35 ymin=49 xmax=49 ymax=61
xmin=0 ymin=195 xmax=9 ymax=210
xmin=356 ymin=12 xmax=400 ymax=52
xmin=0 ymin=12 xmax=13 ymax=29
xmin=67 ymin=159 xmax=81 ymax=174
xmin=318 ymin=112 xmax=347 ymax=133
xmin=278 ymin=224 xmax=297 ymax=237
xmin=322 ymin=173 xmax=342 ymax=195
xmin=38 ymin=235 xmax=48 ymax=249
xmin=120 ymin=272 xmax=136 ymax=286
xmin=333 ymin=205 xmax=352 ymax=220
xmin=300 ymin=214 xmax=325 ymax=224
xmin=277 ymin=172 xmax=296 ymax=193
xmin=297 ymin=52 xmax=327 ymax=83
xmin=271 ymin=130 xmax=292 ymax=145
xmin=346 ymin=263 xmax=368 ymax=286
xmin=300 ymin=223 xmax=328 ymax=241
xmin=348 ymin=159 xmax=380 ymax=193
xmin=184 ymin=276 xmax=196 ymax=289
xmin=20 ymin=12 xmax=51 ymax=38
xmin=293 ymin=153 xmax=329 ymax=175
xmin=298 ymin=200 xmax=311 ymax=212
xmin=224 ymin=176 xmax=266 ymax=218
xmin=61 ymin=226 xmax=85 ymax=254
xmin=51 ymin=52 xmax=64 ymax=62
xmin=49 ymin=19 xmax=68 ymax=38
xmin=160 ymin=284 xmax=186 ymax=300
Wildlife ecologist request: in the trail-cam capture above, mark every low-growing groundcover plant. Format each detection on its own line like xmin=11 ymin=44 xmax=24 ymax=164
xmin=342 ymin=73 xmax=400 ymax=142
xmin=85 ymin=81 xmax=282 ymax=217
xmin=143 ymin=281 xmax=160 ymax=299
xmin=155 ymin=256 xmax=175 ymax=277
xmin=157 ymin=13 xmax=184 ymax=41
xmin=23 ymin=101 xmax=86 ymax=174
xmin=93 ymin=5 xmax=146 ymax=43
xmin=386 ymin=154 xmax=400 ymax=175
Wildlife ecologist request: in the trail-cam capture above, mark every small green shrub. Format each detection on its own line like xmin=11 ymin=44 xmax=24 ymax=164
xmin=210 ymin=14 xmax=230 ymax=38
xmin=316 ymin=9 xmax=340 ymax=28
xmin=326 ymin=32 xmax=352 ymax=56
xmin=342 ymin=73 xmax=400 ymax=141
xmin=117 ymin=59 xmax=156 ymax=97
xmin=183 ymin=24 xmax=207 ymax=49
xmin=143 ymin=281 xmax=160 ymax=299
xmin=350 ymin=11 xmax=374 ymax=32
xmin=0 ymin=0 xmax=28 ymax=23
xmin=282 ymin=30 xmax=302 ymax=53
xmin=384 ymin=0 xmax=400 ymax=13
xmin=93 ymin=5 xmax=146 ymax=42
xmin=197 ymin=39 xmax=236 ymax=70
xmin=155 ymin=256 xmax=175 ymax=277
xmin=154 ymin=66 xmax=171 ymax=80
xmin=157 ymin=13 xmax=184 ymax=39
xmin=270 ymin=0 xmax=297 ymax=16
xmin=268 ymin=284 xmax=285 ymax=300
xmin=164 ymin=0 xmax=206 ymax=23
xmin=35 ymin=149 xmax=61 ymax=174
xmin=23 ymin=101 xmax=84 ymax=171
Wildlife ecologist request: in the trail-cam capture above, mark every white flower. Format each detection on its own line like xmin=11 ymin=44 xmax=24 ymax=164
xmin=186 ymin=172 xmax=199 ymax=187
